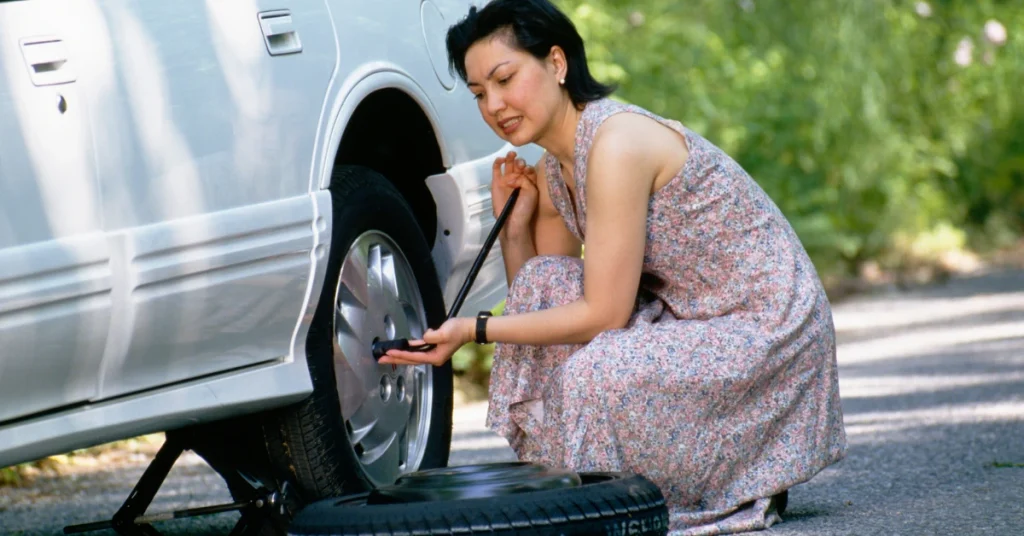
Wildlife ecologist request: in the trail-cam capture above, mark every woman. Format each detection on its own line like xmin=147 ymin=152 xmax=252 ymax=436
xmin=379 ymin=0 xmax=847 ymax=533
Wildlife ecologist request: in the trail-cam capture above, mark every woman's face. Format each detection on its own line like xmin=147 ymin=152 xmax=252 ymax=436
xmin=464 ymin=35 xmax=565 ymax=146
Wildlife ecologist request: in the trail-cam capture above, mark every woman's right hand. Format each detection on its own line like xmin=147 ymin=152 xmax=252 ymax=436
xmin=491 ymin=151 xmax=539 ymax=239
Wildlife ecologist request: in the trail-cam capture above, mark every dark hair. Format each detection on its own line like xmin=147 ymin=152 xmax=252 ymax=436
xmin=446 ymin=0 xmax=615 ymax=108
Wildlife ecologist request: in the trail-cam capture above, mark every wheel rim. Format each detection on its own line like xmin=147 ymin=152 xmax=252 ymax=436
xmin=333 ymin=231 xmax=433 ymax=487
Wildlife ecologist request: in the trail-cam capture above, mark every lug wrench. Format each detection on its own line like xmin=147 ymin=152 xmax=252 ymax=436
xmin=371 ymin=188 xmax=520 ymax=359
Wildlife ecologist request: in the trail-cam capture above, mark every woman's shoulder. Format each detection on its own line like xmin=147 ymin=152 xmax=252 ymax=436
xmin=586 ymin=100 xmax=691 ymax=159
xmin=585 ymin=98 xmax=673 ymax=122
xmin=583 ymin=97 xmax=647 ymax=125
xmin=584 ymin=98 xmax=693 ymax=142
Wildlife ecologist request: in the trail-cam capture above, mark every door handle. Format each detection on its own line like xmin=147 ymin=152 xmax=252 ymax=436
xmin=20 ymin=37 xmax=76 ymax=86
xmin=258 ymin=10 xmax=302 ymax=56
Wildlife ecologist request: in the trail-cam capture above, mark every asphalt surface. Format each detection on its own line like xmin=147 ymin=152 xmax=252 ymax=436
xmin=1 ymin=269 xmax=1022 ymax=535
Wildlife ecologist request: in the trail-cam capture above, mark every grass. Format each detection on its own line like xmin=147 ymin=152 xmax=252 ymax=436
xmin=0 ymin=434 xmax=163 ymax=487
xmin=988 ymin=461 xmax=1024 ymax=469
xmin=0 ymin=465 xmax=28 ymax=486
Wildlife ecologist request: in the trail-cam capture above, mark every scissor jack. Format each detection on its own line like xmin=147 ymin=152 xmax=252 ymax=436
xmin=63 ymin=433 xmax=287 ymax=536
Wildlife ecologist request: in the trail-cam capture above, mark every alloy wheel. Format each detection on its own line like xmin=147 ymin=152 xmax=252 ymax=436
xmin=333 ymin=231 xmax=434 ymax=487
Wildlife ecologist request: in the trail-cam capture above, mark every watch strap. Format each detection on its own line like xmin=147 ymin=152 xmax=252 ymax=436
xmin=475 ymin=311 xmax=493 ymax=344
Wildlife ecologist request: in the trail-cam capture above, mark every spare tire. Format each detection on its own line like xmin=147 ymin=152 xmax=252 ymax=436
xmin=287 ymin=462 xmax=669 ymax=536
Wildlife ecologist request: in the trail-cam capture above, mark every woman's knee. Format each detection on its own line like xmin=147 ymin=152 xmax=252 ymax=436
xmin=505 ymin=255 xmax=584 ymax=314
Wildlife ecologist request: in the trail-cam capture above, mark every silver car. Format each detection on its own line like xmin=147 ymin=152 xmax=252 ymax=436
xmin=0 ymin=0 xmax=530 ymax=520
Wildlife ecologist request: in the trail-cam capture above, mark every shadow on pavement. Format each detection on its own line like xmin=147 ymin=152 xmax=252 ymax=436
xmin=774 ymin=270 xmax=1024 ymax=535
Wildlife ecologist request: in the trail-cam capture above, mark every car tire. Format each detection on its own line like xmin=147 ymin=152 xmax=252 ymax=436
xmin=264 ymin=165 xmax=453 ymax=504
xmin=287 ymin=463 xmax=671 ymax=536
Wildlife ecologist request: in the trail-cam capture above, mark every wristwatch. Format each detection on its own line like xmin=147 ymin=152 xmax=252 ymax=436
xmin=475 ymin=311 xmax=493 ymax=344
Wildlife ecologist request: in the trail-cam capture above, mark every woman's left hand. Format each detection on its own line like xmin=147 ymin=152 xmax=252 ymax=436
xmin=378 ymin=317 xmax=473 ymax=367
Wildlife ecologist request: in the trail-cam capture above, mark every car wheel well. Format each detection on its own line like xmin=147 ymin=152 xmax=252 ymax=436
xmin=334 ymin=89 xmax=444 ymax=248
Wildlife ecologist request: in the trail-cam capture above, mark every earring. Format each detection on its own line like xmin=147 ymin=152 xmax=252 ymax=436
xmin=559 ymin=78 xmax=565 ymax=85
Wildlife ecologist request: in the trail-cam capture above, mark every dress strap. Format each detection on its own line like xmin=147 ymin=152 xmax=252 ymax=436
xmin=543 ymin=151 xmax=583 ymax=242
xmin=571 ymin=98 xmax=697 ymax=233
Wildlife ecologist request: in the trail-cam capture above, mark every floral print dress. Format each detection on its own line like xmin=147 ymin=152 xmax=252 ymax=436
xmin=486 ymin=98 xmax=847 ymax=535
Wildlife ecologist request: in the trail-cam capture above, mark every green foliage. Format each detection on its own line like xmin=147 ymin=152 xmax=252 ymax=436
xmin=1 ymin=435 xmax=163 ymax=488
xmin=558 ymin=0 xmax=1024 ymax=275
xmin=0 ymin=465 xmax=25 ymax=486
xmin=451 ymin=300 xmax=504 ymax=379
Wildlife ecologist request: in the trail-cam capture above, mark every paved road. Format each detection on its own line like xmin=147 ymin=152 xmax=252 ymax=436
xmin=2 ymin=269 xmax=1022 ymax=535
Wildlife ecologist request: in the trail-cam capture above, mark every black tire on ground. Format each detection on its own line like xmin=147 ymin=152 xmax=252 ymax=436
xmin=263 ymin=165 xmax=453 ymax=503
xmin=287 ymin=465 xmax=670 ymax=536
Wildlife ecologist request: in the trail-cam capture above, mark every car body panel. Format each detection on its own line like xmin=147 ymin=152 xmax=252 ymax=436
xmin=0 ymin=0 xmax=113 ymax=422
xmin=71 ymin=0 xmax=336 ymax=397
xmin=0 ymin=0 xmax=537 ymax=469
xmin=0 ymin=189 xmax=332 ymax=469
xmin=96 ymin=196 xmax=318 ymax=398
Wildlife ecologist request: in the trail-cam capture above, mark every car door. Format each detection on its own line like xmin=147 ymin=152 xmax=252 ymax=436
xmin=0 ymin=0 xmax=111 ymax=422
xmin=74 ymin=0 xmax=336 ymax=397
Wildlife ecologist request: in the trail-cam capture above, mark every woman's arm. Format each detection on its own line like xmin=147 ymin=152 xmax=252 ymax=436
xmin=498 ymin=155 xmax=582 ymax=286
xmin=378 ymin=116 xmax=662 ymax=366
xmin=486 ymin=121 xmax=655 ymax=345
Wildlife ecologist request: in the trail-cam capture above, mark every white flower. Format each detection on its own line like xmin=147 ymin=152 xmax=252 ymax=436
xmin=954 ymin=37 xmax=974 ymax=67
xmin=984 ymin=20 xmax=1007 ymax=46
xmin=628 ymin=11 xmax=645 ymax=28
xmin=915 ymin=1 xmax=932 ymax=18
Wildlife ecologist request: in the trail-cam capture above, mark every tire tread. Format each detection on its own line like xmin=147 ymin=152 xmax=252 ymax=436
xmin=289 ymin=473 xmax=669 ymax=536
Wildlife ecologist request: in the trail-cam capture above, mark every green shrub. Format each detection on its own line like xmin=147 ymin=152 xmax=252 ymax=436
xmin=559 ymin=0 xmax=1024 ymax=276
